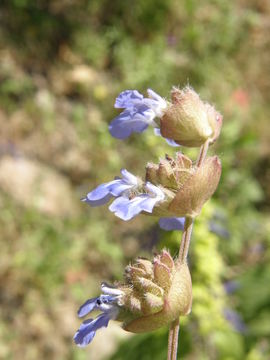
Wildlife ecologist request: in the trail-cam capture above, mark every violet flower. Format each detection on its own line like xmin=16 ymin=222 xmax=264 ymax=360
xmin=224 ymin=308 xmax=246 ymax=333
xmin=83 ymin=169 xmax=165 ymax=221
xmin=109 ymin=89 xmax=178 ymax=146
xmin=74 ymin=283 xmax=123 ymax=347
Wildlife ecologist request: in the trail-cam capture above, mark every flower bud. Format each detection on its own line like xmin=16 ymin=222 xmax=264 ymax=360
xmin=160 ymin=87 xmax=223 ymax=147
xmin=120 ymin=250 xmax=192 ymax=333
xmin=145 ymin=153 xmax=222 ymax=218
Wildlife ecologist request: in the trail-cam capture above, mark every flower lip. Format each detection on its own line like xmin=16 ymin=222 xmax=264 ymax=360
xmin=74 ymin=312 xmax=113 ymax=347
xmin=74 ymin=283 xmax=123 ymax=347
xmin=77 ymin=294 xmax=120 ymax=318
xmin=109 ymin=182 xmax=165 ymax=220
xmin=109 ymin=106 xmax=155 ymax=139
xmin=83 ymin=169 xmax=139 ymax=207
xmin=120 ymin=168 xmax=138 ymax=186
xmin=114 ymin=90 xmax=144 ymax=109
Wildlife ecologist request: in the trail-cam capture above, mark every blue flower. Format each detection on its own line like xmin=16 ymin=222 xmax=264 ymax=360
xmin=74 ymin=283 xmax=123 ymax=347
xmin=83 ymin=169 xmax=165 ymax=221
xmin=109 ymin=89 xmax=177 ymax=146
xmin=224 ymin=308 xmax=246 ymax=333
xmin=224 ymin=280 xmax=239 ymax=294
xmin=158 ymin=217 xmax=185 ymax=231
xmin=82 ymin=169 xmax=139 ymax=207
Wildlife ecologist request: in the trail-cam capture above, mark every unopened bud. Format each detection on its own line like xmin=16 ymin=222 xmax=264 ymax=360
xmin=160 ymin=86 xmax=222 ymax=147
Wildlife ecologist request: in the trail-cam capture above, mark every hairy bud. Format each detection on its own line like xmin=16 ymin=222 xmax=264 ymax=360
xmin=160 ymin=87 xmax=223 ymax=147
xmin=119 ymin=250 xmax=192 ymax=333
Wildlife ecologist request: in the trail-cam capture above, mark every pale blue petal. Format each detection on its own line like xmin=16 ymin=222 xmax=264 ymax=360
xmin=147 ymin=88 xmax=164 ymax=103
xmin=74 ymin=319 xmax=96 ymax=347
xmin=130 ymin=105 xmax=155 ymax=122
xmin=153 ymin=128 xmax=161 ymax=136
xmin=109 ymin=111 xmax=149 ymax=139
xmin=78 ymin=297 xmax=99 ymax=318
xmin=145 ymin=182 xmax=165 ymax=200
xmin=158 ymin=217 xmax=185 ymax=231
xmin=109 ymin=196 xmax=133 ymax=220
xmin=165 ymin=138 xmax=180 ymax=147
xmin=82 ymin=193 xmax=113 ymax=207
xmin=120 ymin=169 xmax=138 ymax=185
xmin=109 ymin=195 xmax=159 ymax=220
xmin=109 ymin=105 xmax=155 ymax=139
xmin=109 ymin=182 xmax=133 ymax=196
xmin=109 ymin=196 xmax=144 ymax=220
xmin=87 ymin=181 xmax=119 ymax=201
xmin=114 ymin=90 xmax=143 ymax=109
xmin=140 ymin=98 xmax=161 ymax=109
xmin=138 ymin=196 xmax=159 ymax=213
xmin=74 ymin=314 xmax=111 ymax=347
xmin=77 ymin=295 xmax=119 ymax=318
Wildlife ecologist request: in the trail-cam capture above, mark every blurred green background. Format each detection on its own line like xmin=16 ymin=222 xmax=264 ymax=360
xmin=0 ymin=0 xmax=269 ymax=359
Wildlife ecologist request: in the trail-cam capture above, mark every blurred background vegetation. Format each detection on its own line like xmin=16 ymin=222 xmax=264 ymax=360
xmin=0 ymin=0 xmax=269 ymax=359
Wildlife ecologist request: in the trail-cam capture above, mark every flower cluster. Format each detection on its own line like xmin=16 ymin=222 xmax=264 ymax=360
xmin=74 ymin=250 xmax=192 ymax=346
xmin=83 ymin=152 xmax=221 ymax=227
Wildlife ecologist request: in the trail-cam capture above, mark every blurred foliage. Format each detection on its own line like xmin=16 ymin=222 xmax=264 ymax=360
xmin=0 ymin=0 xmax=270 ymax=359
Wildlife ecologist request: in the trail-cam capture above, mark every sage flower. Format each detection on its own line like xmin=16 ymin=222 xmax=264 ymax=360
xmin=74 ymin=250 xmax=192 ymax=346
xmin=74 ymin=283 xmax=124 ymax=347
xmin=83 ymin=169 xmax=165 ymax=221
xmin=109 ymin=89 xmax=178 ymax=146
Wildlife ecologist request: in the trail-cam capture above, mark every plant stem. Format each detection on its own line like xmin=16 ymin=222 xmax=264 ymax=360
xmin=179 ymin=216 xmax=194 ymax=262
xmin=167 ymin=140 xmax=210 ymax=360
xmin=167 ymin=319 xmax=180 ymax=360
xmin=196 ymin=139 xmax=210 ymax=168
xmin=167 ymin=324 xmax=173 ymax=360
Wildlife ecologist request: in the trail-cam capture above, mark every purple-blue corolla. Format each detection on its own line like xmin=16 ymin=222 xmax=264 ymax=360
xmin=109 ymin=89 xmax=178 ymax=146
xmin=74 ymin=283 xmax=123 ymax=347
xmin=83 ymin=169 xmax=165 ymax=221
xmin=83 ymin=169 xmax=185 ymax=229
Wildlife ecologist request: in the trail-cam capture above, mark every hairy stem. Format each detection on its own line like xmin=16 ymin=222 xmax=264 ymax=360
xmin=196 ymin=139 xmax=210 ymax=168
xmin=167 ymin=140 xmax=210 ymax=360
xmin=179 ymin=216 xmax=194 ymax=262
xmin=167 ymin=319 xmax=180 ymax=360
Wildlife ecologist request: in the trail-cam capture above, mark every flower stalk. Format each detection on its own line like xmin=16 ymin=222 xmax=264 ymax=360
xmin=167 ymin=140 xmax=211 ymax=360
xmin=168 ymin=318 xmax=180 ymax=360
